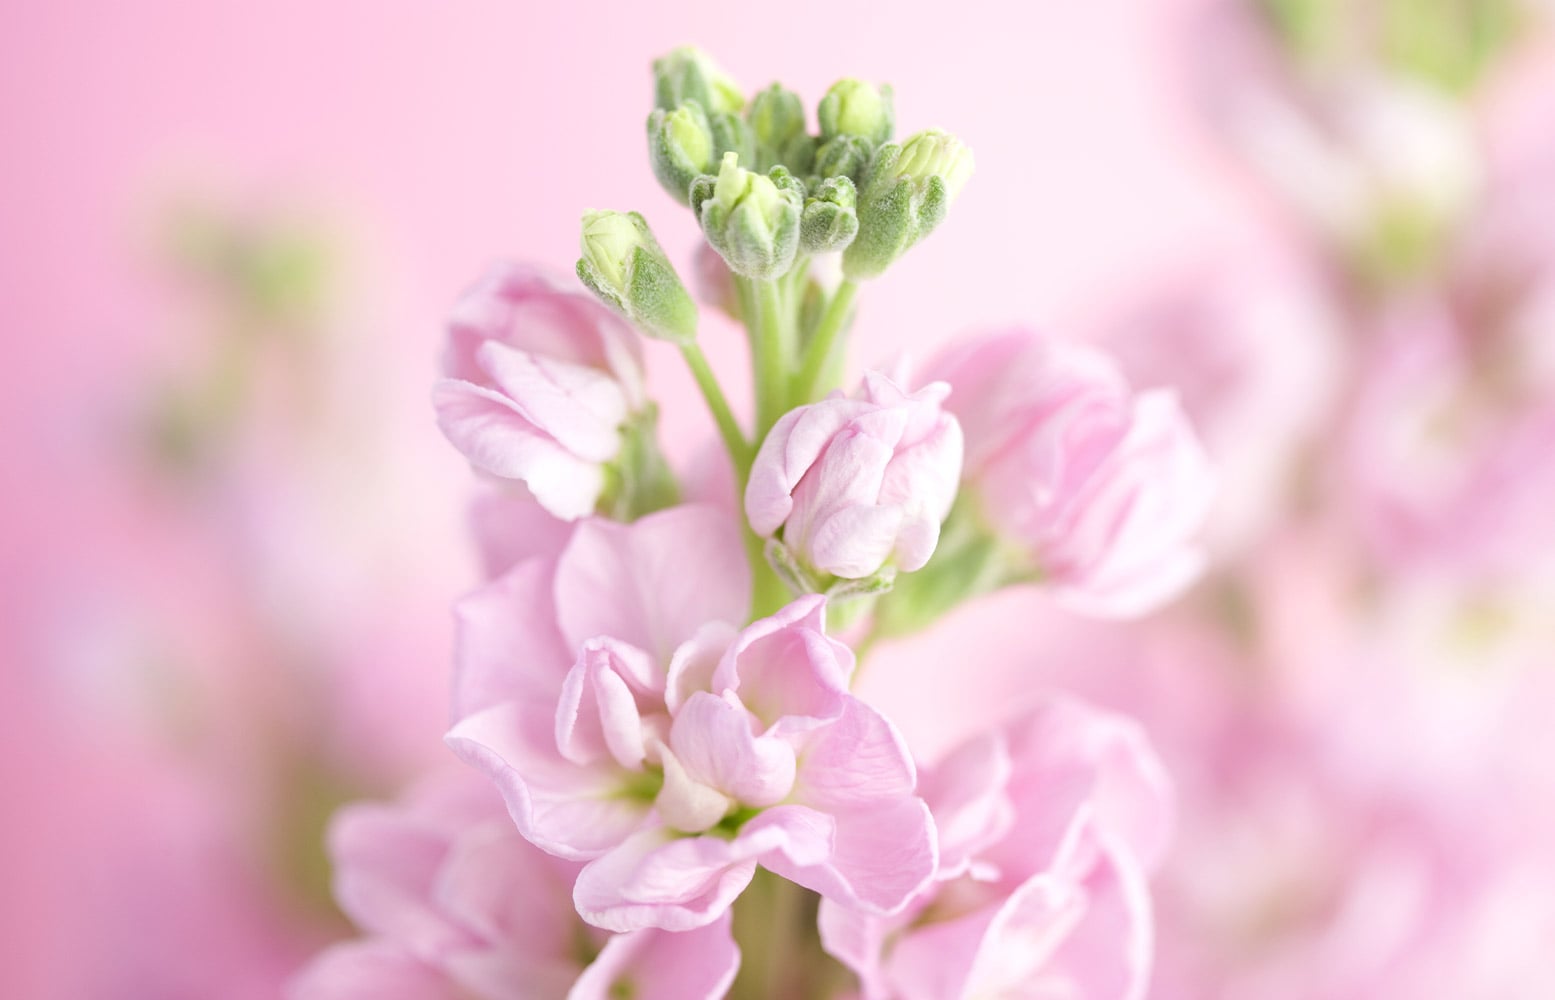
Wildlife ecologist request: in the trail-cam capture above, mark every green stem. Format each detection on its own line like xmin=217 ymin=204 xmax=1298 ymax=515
xmin=791 ymin=279 xmax=858 ymax=403
xmin=751 ymin=278 xmax=790 ymax=437
xmin=680 ymin=342 xmax=751 ymax=479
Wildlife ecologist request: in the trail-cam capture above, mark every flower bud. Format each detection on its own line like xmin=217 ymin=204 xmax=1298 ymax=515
xmin=647 ymin=103 xmax=716 ymax=205
xmin=842 ymin=129 xmax=974 ymax=280
xmin=707 ymin=108 xmax=757 ymax=168
xmin=817 ymin=79 xmax=894 ymax=148
xmin=576 ymin=210 xmax=698 ymax=343
xmin=748 ymin=82 xmax=810 ymax=172
xmin=745 ymin=371 xmax=964 ymax=581
xmin=690 ymin=153 xmax=803 ymax=280
xmin=811 ymin=135 xmax=872 ymax=186
xmin=652 ymin=45 xmax=744 ymax=115
xmin=800 ymin=175 xmax=859 ymax=254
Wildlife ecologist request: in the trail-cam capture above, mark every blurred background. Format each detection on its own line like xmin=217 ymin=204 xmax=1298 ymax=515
xmin=4 ymin=1 xmax=1554 ymax=997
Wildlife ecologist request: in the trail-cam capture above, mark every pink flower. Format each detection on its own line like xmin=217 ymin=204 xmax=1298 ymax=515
xmin=445 ymin=508 xmax=936 ymax=932
xmin=819 ymin=698 xmax=1173 ymax=1000
xmin=745 ymin=371 xmax=964 ymax=580
xmin=928 ymin=330 xmax=1214 ymax=618
xmin=288 ymin=773 xmax=740 ymax=1000
xmin=433 ymin=263 xmax=648 ymax=520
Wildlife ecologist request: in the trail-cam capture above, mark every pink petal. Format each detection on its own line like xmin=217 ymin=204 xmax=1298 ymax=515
xmin=554 ymin=505 xmax=750 ymax=662
xmin=467 ymin=489 xmax=574 ymax=581
xmin=555 ymin=638 xmax=660 ymax=769
xmin=918 ymin=731 xmax=1015 ymax=881
xmin=710 ymin=595 xmax=852 ymax=735
xmin=445 ymin=702 xmax=651 ymax=861
xmin=433 ymin=379 xmax=605 ymax=520
xmin=451 ymin=557 xmax=572 ymax=718
xmin=762 ymin=797 xmax=937 ymax=915
xmin=665 ymin=622 xmax=738 ymax=715
xmin=669 ymin=692 xmax=796 ymax=807
xmin=795 ymin=698 xmax=918 ymax=810
xmin=327 ymin=805 xmax=468 ymax=956
xmin=287 ymin=941 xmax=455 ymax=1000
xmin=807 ymin=503 xmax=907 ymax=578
xmin=474 ymin=341 xmax=628 ymax=462
xmin=432 ymin=822 xmax=583 ymax=965
xmin=568 ymin=914 xmax=741 ymax=1000
xmin=572 ymin=829 xmax=761 ymax=933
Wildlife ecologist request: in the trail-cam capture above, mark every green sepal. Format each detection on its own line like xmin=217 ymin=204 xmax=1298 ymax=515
xmin=800 ymin=175 xmax=859 ymax=254
xmin=653 ymin=46 xmax=744 ymax=114
xmin=647 ymin=102 xmax=717 ymax=205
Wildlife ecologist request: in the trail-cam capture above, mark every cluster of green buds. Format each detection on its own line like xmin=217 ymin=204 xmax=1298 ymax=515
xmin=643 ymin=49 xmax=972 ymax=281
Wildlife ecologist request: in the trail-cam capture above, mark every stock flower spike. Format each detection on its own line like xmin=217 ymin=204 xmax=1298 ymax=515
xmin=303 ymin=43 xmax=1220 ymax=1000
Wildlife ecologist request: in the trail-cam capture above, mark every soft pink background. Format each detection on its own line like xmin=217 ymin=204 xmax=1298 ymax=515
xmin=1 ymin=2 xmax=1277 ymax=995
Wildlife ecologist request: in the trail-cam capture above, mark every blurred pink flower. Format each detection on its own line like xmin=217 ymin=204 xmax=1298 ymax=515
xmin=746 ymin=371 xmax=963 ymax=580
xmin=1341 ymin=301 xmax=1555 ymax=585
xmin=289 ymin=772 xmax=741 ymax=1000
xmin=1094 ymin=258 xmax=1342 ymax=557
xmin=819 ymin=698 xmax=1172 ymax=1000
xmin=433 ymin=263 xmax=647 ymax=520
xmin=929 ymin=330 xmax=1214 ymax=618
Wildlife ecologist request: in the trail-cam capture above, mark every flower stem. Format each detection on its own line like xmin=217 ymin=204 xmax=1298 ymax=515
xmin=791 ymin=279 xmax=858 ymax=403
xmin=680 ymin=342 xmax=751 ymax=479
xmin=751 ymin=277 xmax=790 ymax=438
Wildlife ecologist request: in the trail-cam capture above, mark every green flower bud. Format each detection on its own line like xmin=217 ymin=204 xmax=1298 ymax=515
xmin=653 ymin=46 xmax=744 ymax=115
xmin=748 ymin=83 xmax=807 ymax=171
xmin=817 ymin=79 xmax=894 ymax=147
xmin=576 ymin=210 xmax=698 ymax=343
xmin=842 ymin=129 xmax=974 ymax=280
xmin=647 ymin=103 xmax=716 ymax=205
xmin=707 ymin=109 xmax=756 ymax=168
xmin=800 ymin=175 xmax=858 ymax=254
xmin=689 ymin=153 xmax=803 ymax=280
xmin=811 ymin=135 xmax=872 ymax=185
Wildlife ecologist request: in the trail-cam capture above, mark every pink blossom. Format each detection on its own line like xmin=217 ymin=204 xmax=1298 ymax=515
xmin=928 ymin=330 xmax=1214 ymax=618
xmin=1342 ymin=300 xmax=1555 ymax=587
xmin=445 ymin=517 xmax=936 ymax=932
xmin=433 ymin=263 xmax=647 ymax=520
xmin=819 ymin=698 xmax=1172 ymax=1000
xmin=745 ymin=371 xmax=963 ymax=580
xmin=288 ymin=773 xmax=740 ymax=1000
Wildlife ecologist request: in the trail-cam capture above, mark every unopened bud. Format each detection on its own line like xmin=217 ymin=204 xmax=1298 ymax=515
xmin=811 ymin=135 xmax=872 ymax=185
xmin=576 ymin=210 xmax=698 ymax=343
xmin=842 ymin=129 xmax=974 ymax=280
xmin=647 ymin=103 xmax=716 ymax=205
xmin=690 ymin=153 xmax=803 ymax=279
xmin=653 ymin=46 xmax=745 ymax=115
xmin=800 ymin=175 xmax=858 ymax=253
xmin=749 ymin=83 xmax=808 ymax=171
xmin=817 ymin=79 xmax=894 ymax=148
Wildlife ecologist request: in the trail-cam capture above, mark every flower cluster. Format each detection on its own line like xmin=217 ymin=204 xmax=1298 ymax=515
xmin=295 ymin=45 xmax=1213 ymax=999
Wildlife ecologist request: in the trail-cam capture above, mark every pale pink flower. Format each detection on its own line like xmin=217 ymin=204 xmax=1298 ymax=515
xmin=288 ymin=773 xmax=740 ymax=1000
xmin=433 ymin=263 xmax=647 ymax=520
xmin=445 ymin=507 xmax=935 ymax=931
xmin=745 ymin=371 xmax=963 ymax=580
xmin=819 ymin=698 xmax=1172 ymax=1000
xmin=928 ymin=330 xmax=1214 ymax=618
